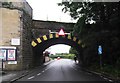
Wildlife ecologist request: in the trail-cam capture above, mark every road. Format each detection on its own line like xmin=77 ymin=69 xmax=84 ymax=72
xmin=13 ymin=59 xmax=112 ymax=82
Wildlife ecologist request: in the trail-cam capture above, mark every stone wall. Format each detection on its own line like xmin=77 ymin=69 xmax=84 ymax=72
xmin=0 ymin=8 xmax=20 ymax=46
xmin=0 ymin=8 xmax=22 ymax=70
xmin=0 ymin=1 xmax=33 ymax=70
xmin=21 ymin=9 xmax=33 ymax=69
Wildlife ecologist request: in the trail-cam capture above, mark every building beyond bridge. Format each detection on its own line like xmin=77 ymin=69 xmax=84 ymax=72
xmin=0 ymin=0 xmax=75 ymax=70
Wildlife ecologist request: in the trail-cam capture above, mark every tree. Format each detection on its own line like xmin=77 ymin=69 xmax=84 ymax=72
xmin=58 ymin=2 xmax=119 ymax=30
xmin=58 ymin=1 xmax=120 ymax=67
xmin=69 ymin=47 xmax=78 ymax=56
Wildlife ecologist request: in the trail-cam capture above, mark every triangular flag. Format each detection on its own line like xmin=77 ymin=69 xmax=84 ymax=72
xmin=58 ymin=29 xmax=65 ymax=36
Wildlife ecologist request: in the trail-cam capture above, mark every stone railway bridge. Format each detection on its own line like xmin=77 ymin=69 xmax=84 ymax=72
xmin=32 ymin=20 xmax=84 ymax=67
xmin=0 ymin=1 xmax=85 ymax=70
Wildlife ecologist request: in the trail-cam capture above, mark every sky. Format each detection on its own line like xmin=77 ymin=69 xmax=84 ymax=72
xmin=45 ymin=44 xmax=71 ymax=55
xmin=26 ymin=0 xmax=72 ymax=54
xmin=26 ymin=0 xmax=76 ymax=23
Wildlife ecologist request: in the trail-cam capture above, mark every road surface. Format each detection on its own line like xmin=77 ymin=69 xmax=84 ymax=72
xmin=13 ymin=59 xmax=112 ymax=82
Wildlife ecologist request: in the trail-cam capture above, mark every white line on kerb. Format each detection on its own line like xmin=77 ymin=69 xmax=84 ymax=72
xmin=37 ymin=73 xmax=41 ymax=76
xmin=28 ymin=76 xmax=35 ymax=80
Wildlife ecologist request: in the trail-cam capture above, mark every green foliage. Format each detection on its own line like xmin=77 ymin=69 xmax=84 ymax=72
xmin=88 ymin=63 xmax=120 ymax=79
xmin=58 ymin=2 xmax=120 ymax=79
xmin=73 ymin=15 xmax=86 ymax=37
xmin=63 ymin=54 xmax=75 ymax=59
xmin=49 ymin=53 xmax=75 ymax=59
xmin=69 ymin=47 xmax=78 ymax=56
xmin=58 ymin=2 xmax=119 ymax=25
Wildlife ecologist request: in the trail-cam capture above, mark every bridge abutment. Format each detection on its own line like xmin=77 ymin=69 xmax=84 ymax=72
xmin=0 ymin=1 xmax=33 ymax=70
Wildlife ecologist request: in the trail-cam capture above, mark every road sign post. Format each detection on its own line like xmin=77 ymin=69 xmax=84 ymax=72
xmin=99 ymin=54 xmax=102 ymax=70
xmin=2 ymin=59 xmax=3 ymax=71
xmin=98 ymin=45 xmax=103 ymax=70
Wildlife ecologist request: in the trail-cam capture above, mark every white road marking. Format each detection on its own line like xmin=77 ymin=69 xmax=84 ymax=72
xmin=42 ymin=70 xmax=45 ymax=73
xmin=109 ymin=80 xmax=113 ymax=82
xmin=28 ymin=76 xmax=35 ymax=80
xmin=37 ymin=73 xmax=41 ymax=76
xmin=100 ymin=76 xmax=103 ymax=77
xmin=103 ymin=77 xmax=108 ymax=80
xmin=45 ymin=69 xmax=48 ymax=71
xmin=87 ymin=73 xmax=92 ymax=75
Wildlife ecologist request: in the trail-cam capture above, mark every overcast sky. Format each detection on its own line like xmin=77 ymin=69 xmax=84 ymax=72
xmin=45 ymin=44 xmax=71 ymax=54
xmin=26 ymin=0 xmax=76 ymax=23
xmin=26 ymin=0 xmax=72 ymax=54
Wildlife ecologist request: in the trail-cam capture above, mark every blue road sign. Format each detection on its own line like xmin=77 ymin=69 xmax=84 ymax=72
xmin=98 ymin=45 xmax=102 ymax=55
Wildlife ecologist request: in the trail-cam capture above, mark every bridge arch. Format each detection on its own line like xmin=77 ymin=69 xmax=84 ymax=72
xmin=31 ymin=33 xmax=84 ymax=66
